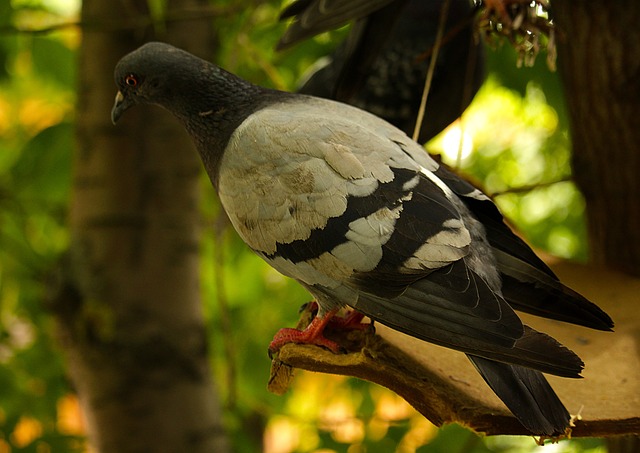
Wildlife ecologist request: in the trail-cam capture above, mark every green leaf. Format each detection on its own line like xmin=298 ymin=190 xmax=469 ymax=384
xmin=11 ymin=121 xmax=72 ymax=203
xmin=31 ymin=37 xmax=76 ymax=88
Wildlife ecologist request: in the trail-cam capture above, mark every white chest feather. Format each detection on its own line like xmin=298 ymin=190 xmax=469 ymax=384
xmin=217 ymin=100 xmax=419 ymax=254
xmin=216 ymin=98 xmax=473 ymax=295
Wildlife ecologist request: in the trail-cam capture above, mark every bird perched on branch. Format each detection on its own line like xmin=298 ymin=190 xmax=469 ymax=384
xmin=283 ymin=0 xmax=485 ymax=143
xmin=111 ymin=42 xmax=613 ymax=436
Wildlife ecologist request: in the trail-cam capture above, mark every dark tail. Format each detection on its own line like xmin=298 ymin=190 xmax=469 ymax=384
xmin=468 ymin=355 xmax=571 ymax=436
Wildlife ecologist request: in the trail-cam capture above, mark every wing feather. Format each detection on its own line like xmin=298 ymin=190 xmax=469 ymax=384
xmin=349 ymin=283 xmax=583 ymax=377
xmin=277 ymin=0 xmax=397 ymax=49
xmin=433 ymin=165 xmax=614 ymax=331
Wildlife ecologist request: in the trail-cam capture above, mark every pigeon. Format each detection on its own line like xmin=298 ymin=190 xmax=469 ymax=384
xmin=287 ymin=0 xmax=485 ymax=143
xmin=111 ymin=42 xmax=613 ymax=436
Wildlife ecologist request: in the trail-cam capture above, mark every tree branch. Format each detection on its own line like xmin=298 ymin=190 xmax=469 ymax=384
xmin=270 ymin=261 xmax=640 ymax=438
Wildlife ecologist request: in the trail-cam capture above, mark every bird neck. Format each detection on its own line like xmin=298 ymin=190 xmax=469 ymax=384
xmin=169 ymin=68 xmax=267 ymax=188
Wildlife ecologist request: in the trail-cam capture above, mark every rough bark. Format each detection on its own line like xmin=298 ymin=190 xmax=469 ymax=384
xmin=554 ymin=0 xmax=640 ymax=276
xmin=554 ymin=1 xmax=640 ymax=449
xmin=54 ymin=1 xmax=229 ymax=452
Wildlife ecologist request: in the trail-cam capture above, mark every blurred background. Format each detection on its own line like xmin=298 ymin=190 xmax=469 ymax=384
xmin=0 ymin=0 xmax=610 ymax=452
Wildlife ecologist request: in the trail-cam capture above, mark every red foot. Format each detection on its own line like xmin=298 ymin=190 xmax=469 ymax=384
xmin=269 ymin=307 xmax=372 ymax=355
xmin=269 ymin=308 xmax=341 ymax=354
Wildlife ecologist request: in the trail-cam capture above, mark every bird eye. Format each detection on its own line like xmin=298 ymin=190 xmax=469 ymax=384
xmin=124 ymin=74 xmax=139 ymax=87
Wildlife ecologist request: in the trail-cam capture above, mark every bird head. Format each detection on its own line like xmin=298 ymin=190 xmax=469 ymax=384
xmin=111 ymin=42 xmax=194 ymax=124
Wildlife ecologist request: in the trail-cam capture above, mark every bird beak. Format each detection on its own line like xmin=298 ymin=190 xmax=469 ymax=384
xmin=111 ymin=90 xmax=132 ymax=124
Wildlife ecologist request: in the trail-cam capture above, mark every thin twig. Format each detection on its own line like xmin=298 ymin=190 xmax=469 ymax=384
xmin=412 ymin=0 xmax=451 ymax=141
xmin=490 ymin=176 xmax=573 ymax=197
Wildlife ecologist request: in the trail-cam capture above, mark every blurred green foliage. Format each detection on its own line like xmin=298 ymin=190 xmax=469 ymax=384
xmin=0 ymin=0 xmax=77 ymax=450
xmin=0 ymin=0 xmax=601 ymax=452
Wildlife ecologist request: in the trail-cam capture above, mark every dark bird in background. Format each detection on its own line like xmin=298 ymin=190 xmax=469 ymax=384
xmin=111 ymin=43 xmax=613 ymax=436
xmin=277 ymin=0 xmax=400 ymax=50
xmin=279 ymin=0 xmax=485 ymax=143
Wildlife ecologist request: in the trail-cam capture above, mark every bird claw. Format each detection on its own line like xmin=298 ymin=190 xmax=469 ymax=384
xmin=268 ymin=306 xmax=373 ymax=357
xmin=268 ymin=307 xmax=342 ymax=357
xmin=268 ymin=327 xmax=343 ymax=357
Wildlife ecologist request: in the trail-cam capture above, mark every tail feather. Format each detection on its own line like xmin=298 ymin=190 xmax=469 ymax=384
xmin=494 ymin=249 xmax=614 ymax=331
xmin=510 ymin=326 xmax=584 ymax=378
xmin=356 ymin=282 xmax=585 ymax=377
xmin=468 ymin=355 xmax=571 ymax=436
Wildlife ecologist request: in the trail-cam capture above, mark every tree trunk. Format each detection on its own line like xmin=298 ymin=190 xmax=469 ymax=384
xmin=554 ymin=1 xmax=640 ymax=449
xmin=554 ymin=0 xmax=640 ymax=276
xmin=54 ymin=0 xmax=229 ymax=451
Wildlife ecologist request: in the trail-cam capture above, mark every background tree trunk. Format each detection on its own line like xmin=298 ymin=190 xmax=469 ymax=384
xmin=555 ymin=0 xmax=640 ymax=276
xmin=54 ymin=0 xmax=230 ymax=451
xmin=554 ymin=1 xmax=640 ymax=450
